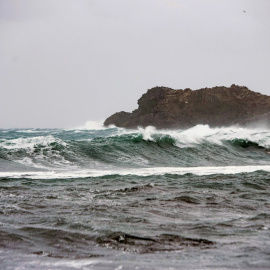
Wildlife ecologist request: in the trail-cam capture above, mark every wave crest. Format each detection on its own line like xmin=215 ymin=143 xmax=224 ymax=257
xmin=1 ymin=125 xmax=270 ymax=171
xmin=136 ymin=125 xmax=270 ymax=149
xmin=0 ymin=136 xmax=72 ymax=169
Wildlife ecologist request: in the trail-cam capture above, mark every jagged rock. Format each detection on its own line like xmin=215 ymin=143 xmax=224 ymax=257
xmin=104 ymin=84 xmax=270 ymax=129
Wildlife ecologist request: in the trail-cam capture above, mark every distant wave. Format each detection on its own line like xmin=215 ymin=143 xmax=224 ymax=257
xmin=73 ymin=120 xmax=115 ymax=131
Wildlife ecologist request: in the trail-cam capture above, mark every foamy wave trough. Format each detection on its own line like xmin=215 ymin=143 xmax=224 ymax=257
xmin=1 ymin=165 xmax=270 ymax=179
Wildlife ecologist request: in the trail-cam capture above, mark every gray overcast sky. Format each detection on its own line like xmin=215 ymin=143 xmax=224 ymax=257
xmin=1 ymin=0 xmax=270 ymax=128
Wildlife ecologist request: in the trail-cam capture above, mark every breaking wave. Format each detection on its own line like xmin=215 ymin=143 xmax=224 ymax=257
xmin=1 ymin=125 xmax=270 ymax=175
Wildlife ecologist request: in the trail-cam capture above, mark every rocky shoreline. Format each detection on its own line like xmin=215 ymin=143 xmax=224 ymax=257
xmin=104 ymin=84 xmax=270 ymax=129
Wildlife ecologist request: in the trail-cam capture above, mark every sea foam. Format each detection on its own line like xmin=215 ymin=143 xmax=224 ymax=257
xmin=136 ymin=125 xmax=270 ymax=148
xmin=0 ymin=135 xmax=66 ymax=150
xmin=1 ymin=165 xmax=270 ymax=179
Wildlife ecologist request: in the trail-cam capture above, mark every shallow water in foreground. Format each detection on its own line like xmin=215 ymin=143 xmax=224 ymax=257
xmin=1 ymin=125 xmax=270 ymax=269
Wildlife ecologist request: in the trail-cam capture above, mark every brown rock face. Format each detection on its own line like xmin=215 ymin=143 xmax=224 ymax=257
xmin=104 ymin=85 xmax=270 ymax=129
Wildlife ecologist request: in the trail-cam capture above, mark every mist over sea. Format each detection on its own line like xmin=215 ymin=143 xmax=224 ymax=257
xmin=1 ymin=124 xmax=270 ymax=269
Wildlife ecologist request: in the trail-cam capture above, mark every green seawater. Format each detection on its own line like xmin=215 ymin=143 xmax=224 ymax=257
xmin=1 ymin=125 xmax=270 ymax=269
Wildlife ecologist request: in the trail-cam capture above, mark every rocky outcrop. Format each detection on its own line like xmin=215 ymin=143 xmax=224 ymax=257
xmin=104 ymin=84 xmax=270 ymax=129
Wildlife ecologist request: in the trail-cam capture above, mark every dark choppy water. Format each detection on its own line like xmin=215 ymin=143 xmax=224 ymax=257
xmin=1 ymin=125 xmax=270 ymax=269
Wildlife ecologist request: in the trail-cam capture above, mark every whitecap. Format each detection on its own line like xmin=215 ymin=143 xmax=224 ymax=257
xmin=135 ymin=125 xmax=270 ymax=148
xmin=0 ymin=135 xmax=66 ymax=150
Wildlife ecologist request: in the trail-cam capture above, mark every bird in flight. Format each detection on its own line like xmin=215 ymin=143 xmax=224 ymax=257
xmin=243 ymin=10 xmax=246 ymax=13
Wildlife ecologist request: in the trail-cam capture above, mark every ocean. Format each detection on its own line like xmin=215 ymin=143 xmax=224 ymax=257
xmin=1 ymin=124 xmax=270 ymax=269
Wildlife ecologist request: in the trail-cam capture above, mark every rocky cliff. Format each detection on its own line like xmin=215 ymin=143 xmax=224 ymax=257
xmin=104 ymin=84 xmax=270 ymax=129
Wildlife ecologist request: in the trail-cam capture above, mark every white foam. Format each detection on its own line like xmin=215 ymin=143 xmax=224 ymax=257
xmin=15 ymin=129 xmax=51 ymax=133
xmin=1 ymin=165 xmax=270 ymax=179
xmin=0 ymin=136 xmax=72 ymax=169
xmin=0 ymin=135 xmax=66 ymax=150
xmin=138 ymin=126 xmax=157 ymax=141
xmin=42 ymin=259 xmax=101 ymax=268
xmin=136 ymin=125 xmax=270 ymax=148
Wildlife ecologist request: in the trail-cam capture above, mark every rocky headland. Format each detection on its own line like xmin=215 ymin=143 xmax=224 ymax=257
xmin=104 ymin=84 xmax=270 ymax=129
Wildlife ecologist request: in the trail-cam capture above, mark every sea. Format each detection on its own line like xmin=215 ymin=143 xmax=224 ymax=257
xmin=1 ymin=123 xmax=270 ymax=269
